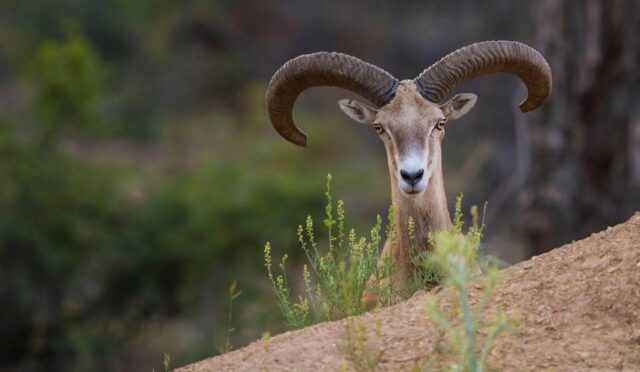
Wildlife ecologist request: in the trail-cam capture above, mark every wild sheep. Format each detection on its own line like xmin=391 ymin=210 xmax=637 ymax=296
xmin=266 ymin=40 xmax=551 ymax=295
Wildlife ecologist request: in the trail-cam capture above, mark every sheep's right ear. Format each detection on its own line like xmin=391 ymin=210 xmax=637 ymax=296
xmin=338 ymin=99 xmax=378 ymax=125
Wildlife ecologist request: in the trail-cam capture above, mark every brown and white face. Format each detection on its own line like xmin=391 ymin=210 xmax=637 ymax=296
xmin=339 ymin=82 xmax=476 ymax=196
xmin=266 ymin=42 xmax=551 ymax=196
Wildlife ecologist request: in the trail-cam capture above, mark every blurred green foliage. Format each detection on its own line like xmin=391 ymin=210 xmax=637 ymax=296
xmin=0 ymin=25 xmax=327 ymax=371
xmin=27 ymin=26 xmax=106 ymax=140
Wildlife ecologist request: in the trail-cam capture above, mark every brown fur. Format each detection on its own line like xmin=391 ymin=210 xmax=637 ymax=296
xmin=363 ymin=81 xmax=454 ymax=300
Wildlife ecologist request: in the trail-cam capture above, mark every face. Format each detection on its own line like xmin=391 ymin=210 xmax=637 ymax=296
xmin=339 ymin=81 xmax=477 ymax=197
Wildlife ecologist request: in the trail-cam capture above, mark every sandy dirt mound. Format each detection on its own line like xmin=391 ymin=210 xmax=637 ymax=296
xmin=178 ymin=213 xmax=640 ymax=371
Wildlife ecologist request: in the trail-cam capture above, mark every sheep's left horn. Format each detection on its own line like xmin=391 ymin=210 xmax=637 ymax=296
xmin=414 ymin=41 xmax=552 ymax=112
xmin=267 ymin=52 xmax=398 ymax=147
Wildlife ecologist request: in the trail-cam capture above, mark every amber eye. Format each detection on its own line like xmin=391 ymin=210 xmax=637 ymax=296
xmin=435 ymin=119 xmax=446 ymax=130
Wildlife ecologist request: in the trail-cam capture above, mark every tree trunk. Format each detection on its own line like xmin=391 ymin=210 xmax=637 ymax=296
xmin=517 ymin=0 xmax=640 ymax=255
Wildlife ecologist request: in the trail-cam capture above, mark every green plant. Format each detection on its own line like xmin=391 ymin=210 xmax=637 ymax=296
xmin=261 ymin=331 xmax=271 ymax=353
xmin=218 ymin=281 xmax=242 ymax=354
xmin=407 ymin=215 xmax=445 ymax=293
xmin=341 ymin=320 xmax=383 ymax=372
xmin=421 ymin=197 xmax=514 ymax=372
xmin=27 ymin=24 xmax=107 ymax=146
xmin=163 ymin=352 xmax=171 ymax=372
xmin=264 ymin=174 xmax=399 ymax=329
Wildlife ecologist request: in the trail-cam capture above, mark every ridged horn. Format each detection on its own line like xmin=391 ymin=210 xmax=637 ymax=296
xmin=267 ymin=52 xmax=399 ymax=147
xmin=414 ymin=41 xmax=552 ymax=112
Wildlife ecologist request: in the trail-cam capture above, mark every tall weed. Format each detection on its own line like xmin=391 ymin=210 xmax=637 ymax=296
xmin=422 ymin=198 xmax=514 ymax=371
xmin=264 ymin=174 xmax=398 ymax=328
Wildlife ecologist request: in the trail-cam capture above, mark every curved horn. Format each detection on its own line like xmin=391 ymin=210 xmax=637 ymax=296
xmin=414 ymin=41 xmax=552 ymax=113
xmin=267 ymin=52 xmax=399 ymax=147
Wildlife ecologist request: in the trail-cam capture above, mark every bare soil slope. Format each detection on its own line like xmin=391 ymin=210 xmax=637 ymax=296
xmin=178 ymin=213 xmax=640 ymax=371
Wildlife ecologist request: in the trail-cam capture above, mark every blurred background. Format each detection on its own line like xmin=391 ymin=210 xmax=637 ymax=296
xmin=0 ymin=0 xmax=638 ymax=370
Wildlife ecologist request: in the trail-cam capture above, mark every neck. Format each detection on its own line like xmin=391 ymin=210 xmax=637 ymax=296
xmin=388 ymin=162 xmax=452 ymax=278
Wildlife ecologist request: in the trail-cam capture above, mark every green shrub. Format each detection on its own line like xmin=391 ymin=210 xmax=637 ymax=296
xmin=27 ymin=25 xmax=107 ymax=145
xmin=341 ymin=319 xmax=383 ymax=372
xmin=421 ymin=199 xmax=514 ymax=371
xmin=0 ymin=30 xmax=120 ymax=367
xmin=265 ymin=174 xmax=402 ymax=329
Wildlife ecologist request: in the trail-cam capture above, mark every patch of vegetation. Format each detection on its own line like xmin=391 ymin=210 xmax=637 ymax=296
xmin=340 ymin=319 xmax=383 ymax=372
xmin=27 ymin=24 xmax=107 ymax=143
xmin=218 ymin=281 xmax=242 ymax=354
xmin=1 ymin=27 xmax=327 ymax=370
xmin=421 ymin=199 xmax=515 ymax=371
xmin=261 ymin=331 xmax=271 ymax=353
xmin=163 ymin=352 xmax=171 ymax=372
xmin=406 ymin=214 xmax=446 ymax=296
xmin=264 ymin=174 xmax=400 ymax=329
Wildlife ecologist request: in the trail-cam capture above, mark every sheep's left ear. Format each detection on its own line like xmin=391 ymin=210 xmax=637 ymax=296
xmin=440 ymin=93 xmax=477 ymax=121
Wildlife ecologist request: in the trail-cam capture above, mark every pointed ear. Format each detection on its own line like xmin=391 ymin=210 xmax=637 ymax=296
xmin=440 ymin=93 xmax=477 ymax=121
xmin=338 ymin=99 xmax=378 ymax=125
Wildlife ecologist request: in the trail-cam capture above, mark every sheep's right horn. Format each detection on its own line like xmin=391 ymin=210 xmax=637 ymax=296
xmin=414 ymin=41 xmax=552 ymax=113
xmin=267 ymin=52 xmax=399 ymax=147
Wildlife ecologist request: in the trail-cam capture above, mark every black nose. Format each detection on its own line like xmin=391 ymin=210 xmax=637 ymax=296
xmin=400 ymin=168 xmax=424 ymax=186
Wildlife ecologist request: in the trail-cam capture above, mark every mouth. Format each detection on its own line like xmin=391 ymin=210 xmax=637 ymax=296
xmin=398 ymin=178 xmax=428 ymax=196
xmin=400 ymin=184 xmax=426 ymax=196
